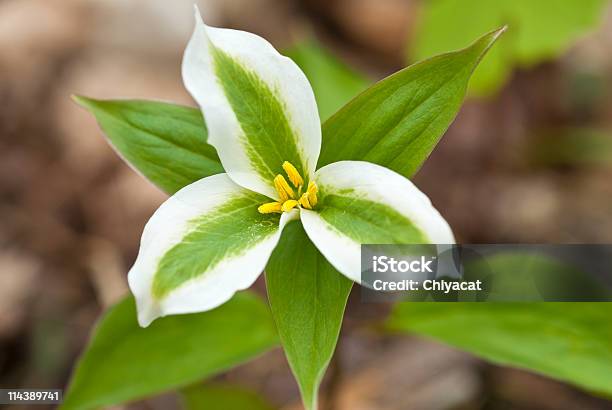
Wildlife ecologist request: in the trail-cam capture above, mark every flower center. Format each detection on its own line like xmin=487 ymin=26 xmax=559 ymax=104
xmin=258 ymin=161 xmax=318 ymax=214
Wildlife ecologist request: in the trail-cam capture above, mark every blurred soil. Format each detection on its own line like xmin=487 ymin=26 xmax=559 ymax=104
xmin=2 ymin=0 xmax=612 ymax=409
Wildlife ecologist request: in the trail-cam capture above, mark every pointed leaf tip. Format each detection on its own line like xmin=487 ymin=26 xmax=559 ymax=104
xmin=75 ymin=97 xmax=223 ymax=194
xmin=266 ymin=222 xmax=352 ymax=410
xmin=481 ymin=25 xmax=507 ymax=50
xmin=71 ymin=94 xmax=94 ymax=109
xmin=319 ymin=27 xmax=506 ymax=177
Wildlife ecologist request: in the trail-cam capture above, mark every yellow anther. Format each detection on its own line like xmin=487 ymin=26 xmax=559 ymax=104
xmin=258 ymin=163 xmax=317 ymax=214
xmin=258 ymin=202 xmax=283 ymax=214
xmin=307 ymin=181 xmax=318 ymax=207
xmin=298 ymin=193 xmax=312 ymax=209
xmin=274 ymin=175 xmax=295 ymax=201
xmin=282 ymin=161 xmax=304 ymax=188
xmin=281 ymin=199 xmax=299 ymax=212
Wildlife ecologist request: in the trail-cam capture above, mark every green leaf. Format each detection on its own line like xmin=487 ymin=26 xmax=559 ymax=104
xmin=387 ymin=302 xmax=612 ymax=397
xmin=62 ymin=292 xmax=278 ymax=410
xmin=74 ymin=96 xmax=223 ymax=195
xmin=529 ymin=128 xmax=612 ymax=168
xmin=285 ymin=39 xmax=369 ymax=121
xmin=459 ymin=252 xmax=611 ymax=302
xmin=318 ymin=27 xmax=504 ymax=177
xmin=265 ymin=221 xmax=353 ymax=410
xmin=411 ymin=0 xmax=606 ymax=96
xmin=181 ymin=383 xmax=276 ymax=410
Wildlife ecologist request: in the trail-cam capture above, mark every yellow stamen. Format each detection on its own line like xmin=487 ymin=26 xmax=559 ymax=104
xmin=307 ymin=181 xmax=318 ymax=207
xmin=274 ymin=175 xmax=295 ymax=201
xmin=258 ymin=202 xmax=283 ymax=214
xmin=281 ymin=199 xmax=299 ymax=212
xmin=298 ymin=193 xmax=312 ymax=209
xmin=282 ymin=161 xmax=304 ymax=188
xmin=259 ymin=162 xmax=318 ymax=214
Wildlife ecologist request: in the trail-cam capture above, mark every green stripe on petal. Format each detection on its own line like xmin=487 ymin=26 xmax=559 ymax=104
xmin=182 ymin=10 xmax=321 ymax=198
xmin=128 ymin=174 xmax=294 ymax=327
xmin=211 ymin=46 xmax=308 ymax=182
xmin=152 ymin=190 xmax=280 ymax=298
xmin=301 ymin=161 xmax=454 ymax=282
xmin=316 ymin=191 xmax=429 ymax=244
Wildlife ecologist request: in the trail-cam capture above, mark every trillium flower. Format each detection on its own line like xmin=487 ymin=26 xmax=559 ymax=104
xmin=129 ymin=8 xmax=455 ymax=327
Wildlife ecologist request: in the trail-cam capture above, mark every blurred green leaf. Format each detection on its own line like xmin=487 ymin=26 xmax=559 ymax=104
xmin=62 ymin=292 xmax=278 ymax=410
xmin=74 ymin=96 xmax=223 ymax=195
xmin=387 ymin=302 xmax=612 ymax=396
xmin=411 ymin=0 xmax=607 ymax=96
xmin=319 ymin=27 xmax=504 ymax=177
xmin=285 ymin=39 xmax=369 ymax=121
xmin=181 ymin=383 xmax=275 ymax=410
xmin=265 ymin=221 xmax=352 ymax=410
xmin=529 ymin=128 xmax=612 ymax=167
xmin=458 ymin=252 xmax=612 ymax=301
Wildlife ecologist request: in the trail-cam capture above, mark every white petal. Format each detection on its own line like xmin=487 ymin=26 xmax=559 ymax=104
xmin=182 ymin=7 xmax=321 ymax=199
xmin=301 ymin=161 xmax=454 ymax=282
xmin=128 ymin=173 xmax=296 ymax=327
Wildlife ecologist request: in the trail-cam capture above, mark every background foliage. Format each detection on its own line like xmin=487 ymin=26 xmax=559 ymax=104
xmin=411 ymin=0 xmax=607 ymax=95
